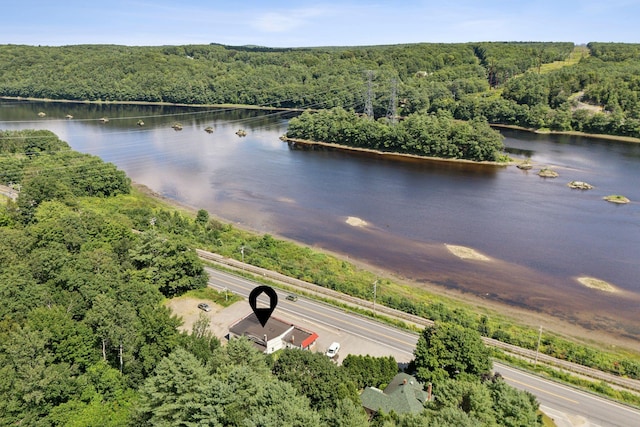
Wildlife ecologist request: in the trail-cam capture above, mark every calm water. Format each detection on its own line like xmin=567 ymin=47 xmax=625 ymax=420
xmin=2 ymin=101 xmax=639 ymax=338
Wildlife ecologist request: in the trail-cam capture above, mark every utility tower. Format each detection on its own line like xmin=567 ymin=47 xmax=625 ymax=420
xmin=386 ymin=78 xmax=398 ymax=124
xmin=364 ymin=70 xmax=374 ymax=119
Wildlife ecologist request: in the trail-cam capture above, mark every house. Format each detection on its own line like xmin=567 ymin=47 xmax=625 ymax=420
xmin=360 ymin=372 xmax=429 ymax=417
xmin=228 ymin=312 xmax=318 ymax=354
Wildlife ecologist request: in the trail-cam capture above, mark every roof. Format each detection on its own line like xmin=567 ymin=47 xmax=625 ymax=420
xmin=361 ymin=373 xmax=427 ymax=415
xmin=282 ymin=325 xmax=319 ymax=348
xmin=229 ymin=312 xmax=293 ymax=341
xmin=229 ymin=312 xmax=319 ymax=353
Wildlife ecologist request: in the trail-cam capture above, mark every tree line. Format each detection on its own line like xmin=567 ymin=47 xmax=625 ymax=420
xmin=285 ymin=107 xmax=506 ymax=162
xmin=3 ymin=41 xmax=638 ymax=139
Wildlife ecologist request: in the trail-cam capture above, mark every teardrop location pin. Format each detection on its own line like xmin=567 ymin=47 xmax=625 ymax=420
xmin=249 ymin=285 xmax=278 ymax=327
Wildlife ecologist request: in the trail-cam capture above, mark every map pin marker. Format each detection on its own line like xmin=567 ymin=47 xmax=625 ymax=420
xmin=249 ymin=285 xmax=278 ymax=327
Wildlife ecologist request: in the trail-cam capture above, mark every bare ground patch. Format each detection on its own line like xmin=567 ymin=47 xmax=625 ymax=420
xmin=165 ymin=297 xmax=223 ymax=333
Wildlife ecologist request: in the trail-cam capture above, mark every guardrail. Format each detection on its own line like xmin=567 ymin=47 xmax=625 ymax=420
xmin=196 ymin=248 xmax=640 ymax=393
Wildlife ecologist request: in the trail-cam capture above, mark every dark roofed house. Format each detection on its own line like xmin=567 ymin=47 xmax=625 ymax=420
xmin=360 ymin=372 xmax=428 ymax=417
xmin=228 ymin=312 xmax=318 ymax=354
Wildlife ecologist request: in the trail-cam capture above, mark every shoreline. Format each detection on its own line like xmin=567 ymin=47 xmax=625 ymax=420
xmin=283 ymin=137 xmax=511 ymax=166
xmin=133 ymin=183 xmax=640 ymax=352
xmin=3 ymin=95 xmax=639 ymax=144
xmin=490 ymin=123 xmax=640 ymax=144
xmin=0 ymin=95 xmax=306 ymax=113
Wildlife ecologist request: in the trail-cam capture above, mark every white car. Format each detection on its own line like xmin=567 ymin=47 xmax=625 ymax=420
xmin=325 ymin=342 xmax=340 ymax=358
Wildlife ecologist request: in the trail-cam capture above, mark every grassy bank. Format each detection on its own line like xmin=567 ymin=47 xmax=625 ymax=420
xmin=77 ymin=184 xmax=640 ymax=386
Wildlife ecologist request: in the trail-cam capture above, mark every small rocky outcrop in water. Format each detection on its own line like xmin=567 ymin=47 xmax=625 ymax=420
xmin=538 ymin=168 xmax=558 ymax=178
xmin=204 ymin=126 xmax=214 ymax=133
xmin=516 ymin=161 xmax=532 ymax=170
xmin=603 ymin=195 xmax=630 ymax=204
xmin=567 ymin=181 xmax=593 ymax=190
xmin=236 ymin=129 xmax=247 ymax=137
xmin=171 ymin=123 xmax=183 ymax=130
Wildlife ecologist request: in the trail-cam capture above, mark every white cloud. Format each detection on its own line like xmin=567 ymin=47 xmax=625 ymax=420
xmin=251 ymin=7 xmax=330 ymax=34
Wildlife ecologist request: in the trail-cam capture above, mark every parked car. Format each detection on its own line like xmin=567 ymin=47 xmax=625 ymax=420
xmin=326 ymin=342 xmax=340 ymax=358
xmin=285 ymin=294 xmax=298 ymax=302
xmin=197 ymin=302 xmax=211 ymax=312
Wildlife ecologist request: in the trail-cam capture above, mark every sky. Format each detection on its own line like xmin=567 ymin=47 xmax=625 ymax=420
xmin=2 ymin=0 xmax=639 ymax=47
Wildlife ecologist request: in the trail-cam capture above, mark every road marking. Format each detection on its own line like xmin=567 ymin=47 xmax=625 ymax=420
xmin=503 ymin=376 xmax=580 ymax=404
xmin=208 ymin=272 xmax=418 ymax=348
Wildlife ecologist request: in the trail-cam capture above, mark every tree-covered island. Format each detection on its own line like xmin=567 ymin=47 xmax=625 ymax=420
xmin=285 ymin=107 xmax=507 ymax=162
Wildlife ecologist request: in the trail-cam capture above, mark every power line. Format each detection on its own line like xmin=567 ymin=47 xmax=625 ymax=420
xmin=364 ymin=70 xmax=374 ymax=119
xmin=386 ymin=78 xmax=398 ymax=125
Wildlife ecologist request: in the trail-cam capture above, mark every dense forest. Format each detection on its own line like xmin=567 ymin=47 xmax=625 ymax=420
xmin=285 ymin=108 xmax=506 ymax=161
xmin=2 ymin=41 xmax=639 ymax=141
xmin=0 ymin=129 xmax=544 ymax=425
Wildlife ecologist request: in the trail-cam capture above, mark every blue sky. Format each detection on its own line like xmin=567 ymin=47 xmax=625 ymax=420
xmin=2 ymin=0 xmax=639 ymax=47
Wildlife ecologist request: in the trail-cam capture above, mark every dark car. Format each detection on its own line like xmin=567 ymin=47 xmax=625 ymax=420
xmin=197 ymin=302 xmax=212 ymax=312
xmin=285 ymin=294 xmax=298 ymax=302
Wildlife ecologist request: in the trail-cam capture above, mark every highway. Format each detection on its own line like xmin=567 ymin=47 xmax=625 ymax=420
xmin=205 ymin=266 xmax=640 ymax=427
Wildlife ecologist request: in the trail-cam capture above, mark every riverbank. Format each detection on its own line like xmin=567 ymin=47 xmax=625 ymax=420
xmin=0 ymin=95 xmax=307 ymax=113
xmin=283 ymin=137 xmax=511 ymax=166
xmin=490 ymin=123 xmax=640 ymax=144
xmin=5 ymin=95 xmax=638 ymax=144
xmin=132 ymin=182 xmax=640 ymax=353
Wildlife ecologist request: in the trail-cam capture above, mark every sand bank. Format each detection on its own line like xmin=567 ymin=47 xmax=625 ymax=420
xmin=577 ymin=277 xmax=618 ymax=293
xmin=346 ymin=216 xmax=368 ymax=227
xmin=445 ymin=244 xmax=490 ymax=261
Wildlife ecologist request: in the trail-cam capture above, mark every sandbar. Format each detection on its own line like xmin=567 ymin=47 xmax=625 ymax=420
xmin=346 ymin=216 xmax=368 ymax=227
xmin=445 ymin=244 xmax=490 ymax=261
xmin=577 ymin=277 xmax=618 ymax=293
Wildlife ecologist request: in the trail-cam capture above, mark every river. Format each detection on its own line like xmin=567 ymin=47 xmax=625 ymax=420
xmin=1 ymin=100 xmax=639 ymax=340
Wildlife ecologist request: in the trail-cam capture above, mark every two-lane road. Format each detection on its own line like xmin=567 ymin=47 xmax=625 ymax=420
xmin=205 ymin=267 xmax=639 ymax=427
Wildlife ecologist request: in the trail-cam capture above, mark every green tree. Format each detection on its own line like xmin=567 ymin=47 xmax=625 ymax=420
xmin=342 ymin=354 xmax=399 ymax=389
xmin=431 ymin=378 xmax=496 ymax=426
xmin=195 ymin=208 xmax=209 ymax=226
xmin=26 ymin=306 xmax=97 ymax=370
xmin=48 ymin=361 xmax=136 ymax=427
xmin=129 ymin=231 xmax=208 ymax=297
xmin=320 ymin=398 xmax=369 ymax=427
xmin=85 ymin=294 xmax=139 ymax=372
xmin=271 ymin=348 xmax=359 ymax=411
xmin=0 ymin=325 xmax=78 ymax=425
xmin=133 ymin=305 xmax=182 ymax=380
xmin=413 ymin=322 xmax=492 ymax=383
xmin=488 ymin=377 xmax=541 ymax=427
xmin=135 ymin=347 xmax=229 ymax=426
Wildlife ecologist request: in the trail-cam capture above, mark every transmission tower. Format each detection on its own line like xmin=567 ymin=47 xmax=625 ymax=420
xmin=386 ymin=78 xmax=397 ymax=124
xmin=364 ymin=70 xmax=374 ymax=119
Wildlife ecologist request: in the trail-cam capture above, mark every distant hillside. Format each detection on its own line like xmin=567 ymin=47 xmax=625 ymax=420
xmin=1 ymin=41 xmax=639 ymax=138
